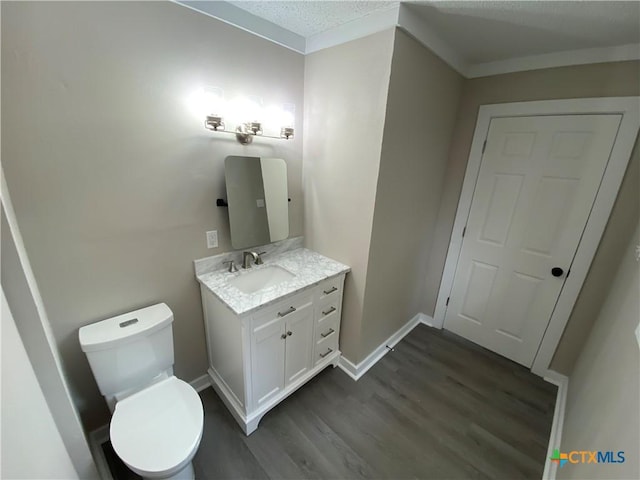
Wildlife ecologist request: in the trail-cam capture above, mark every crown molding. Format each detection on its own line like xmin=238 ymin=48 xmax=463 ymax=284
xmin=396 ymin=3 xmax=470 ymax=76
xmin=174 ymin=0 xmax=305 ymax=54
xmin=304 ymin=4 xmax=400 ymax=55
xmin=467 ymin=43 xmax=640 ymax=78
xmin=174 ymin=1 xmax=639 ymax=79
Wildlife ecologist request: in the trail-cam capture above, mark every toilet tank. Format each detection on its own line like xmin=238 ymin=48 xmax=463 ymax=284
xmin=79 ymin=303 xmax=174 ymax=397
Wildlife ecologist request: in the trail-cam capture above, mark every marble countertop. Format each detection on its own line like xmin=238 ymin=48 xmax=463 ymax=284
xmin=196 ymin=248 xmax=350 ymax=316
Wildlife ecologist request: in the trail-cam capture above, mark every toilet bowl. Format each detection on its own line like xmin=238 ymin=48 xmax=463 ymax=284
xmin=110 ymin=376 xmax=204 ymax=479
xmin=79 ymin=303 xmax=205 ymax=480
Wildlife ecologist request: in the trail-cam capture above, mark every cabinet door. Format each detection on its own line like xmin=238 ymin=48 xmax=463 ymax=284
xmin=284 ymin=307 xmax=314 ymax=386
xmin=251 ymin=316 xmax=285 ymax=408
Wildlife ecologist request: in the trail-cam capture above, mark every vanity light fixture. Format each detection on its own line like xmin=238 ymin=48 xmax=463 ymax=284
xmin=202 ymin=95 xmax=295 ymax=145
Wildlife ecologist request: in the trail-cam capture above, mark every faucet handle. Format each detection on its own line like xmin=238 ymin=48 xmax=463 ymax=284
xmin=223 ymin=260 xmax=238 ymax=273
xmin=255 ymin=251 xmax=267 ymax=265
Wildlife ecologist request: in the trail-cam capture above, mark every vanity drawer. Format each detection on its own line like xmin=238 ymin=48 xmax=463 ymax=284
xmin=314 ymin=331 xmax=339 ymax=365
xmin=315 ymin=313 xmax=339 ymax=345
xmin=315 ymin=296 xmax=341 ymax=324
xmin=316 ymin=277 xmax=343 ymax=302
xmin=252 ymin=290 xmax=313 ymax=328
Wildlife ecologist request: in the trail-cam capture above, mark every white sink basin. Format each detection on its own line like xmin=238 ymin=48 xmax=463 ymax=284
xmin=228 ymin=265 xmax=295 ymax=294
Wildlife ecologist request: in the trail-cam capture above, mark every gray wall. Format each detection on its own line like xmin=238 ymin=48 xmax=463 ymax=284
xmin=558 ymin=223 xmax=639 ymax=480
xmin=303 ymin=29 xmax=395 ymax=362
xmin=426 ymin=60 xmax=640 ymax=374
xmin=1 ymin=1 xmax=304 ymax=430
xmin=361 ymin=29 xmax=462 ymax=360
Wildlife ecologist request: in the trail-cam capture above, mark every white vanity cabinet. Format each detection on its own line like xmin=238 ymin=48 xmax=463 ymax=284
xmin=250 ymin=290 xmax=314 ymax=409
xmin=200 ymin=273 xmax=345 ymax=435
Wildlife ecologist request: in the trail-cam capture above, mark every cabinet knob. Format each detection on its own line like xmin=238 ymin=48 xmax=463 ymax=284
xmin=287 ymin=331 xmax=292 ymax=336
xmin=281 ymin=333 xmax=287 ymax=340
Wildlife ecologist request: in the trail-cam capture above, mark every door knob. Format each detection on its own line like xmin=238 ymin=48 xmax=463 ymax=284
xmin=551 ymin=267 xmax=564 ymax=277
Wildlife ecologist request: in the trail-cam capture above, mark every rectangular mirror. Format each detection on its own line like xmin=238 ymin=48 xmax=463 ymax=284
xmin=225 ymin=156 xmax=289 ymax=249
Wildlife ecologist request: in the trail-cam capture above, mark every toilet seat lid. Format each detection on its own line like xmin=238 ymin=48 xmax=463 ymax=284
xmin=110 ymin=376 xmax=204 ymax=475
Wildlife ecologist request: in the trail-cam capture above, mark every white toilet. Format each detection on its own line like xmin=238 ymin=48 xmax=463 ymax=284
xmin=79 ymin=303 xmax=204 ymax=479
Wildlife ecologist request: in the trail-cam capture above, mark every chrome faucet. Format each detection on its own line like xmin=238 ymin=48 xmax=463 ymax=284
xmin=242 ymin=251 xmax=259 ymax=269
xmin=242 ymin=251 xmax=266 ymax=269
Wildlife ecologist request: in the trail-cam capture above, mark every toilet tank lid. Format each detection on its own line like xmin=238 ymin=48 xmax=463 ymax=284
xmin=79 ymin=303 xmax=173 ymax=352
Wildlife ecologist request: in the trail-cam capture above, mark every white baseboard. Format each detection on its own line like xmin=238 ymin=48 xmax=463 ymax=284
xmin=338 ymin=313 xmax=433 ymax=381
xmin=542 ymin=370 xmax=569 ymax=480
xmin=420 ymin=313 xmax=440 ymax=329
xmin=190 ymin=374 xmax=212 ymax=392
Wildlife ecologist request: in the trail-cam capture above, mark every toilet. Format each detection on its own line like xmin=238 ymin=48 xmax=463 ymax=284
xmin=79 ymin=303 xmax=204 ymax=479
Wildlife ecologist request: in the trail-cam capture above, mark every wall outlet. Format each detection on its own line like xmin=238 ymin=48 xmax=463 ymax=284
xmin=206 ymin=230 xmax=218 ymax=249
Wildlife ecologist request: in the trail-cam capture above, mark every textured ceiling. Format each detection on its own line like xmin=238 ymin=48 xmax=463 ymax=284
xmin=229 ymin=1 xmax=398 ymax=37
xmin=222 ymin=0 xmax=639 ymax=64
xmin=406 ymin=1 xmax=640 ymax=63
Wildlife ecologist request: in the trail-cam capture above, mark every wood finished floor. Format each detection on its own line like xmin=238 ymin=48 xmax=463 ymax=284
xmin=103 ymin=325 xmax=557 ymax=479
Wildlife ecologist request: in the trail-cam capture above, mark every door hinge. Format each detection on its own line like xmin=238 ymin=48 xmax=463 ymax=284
xmin=462 ymin=226 xmax=466 ymax=238
xmin=446 ymin=297 xmax=450 ymax=306
xmin=482 ymin=139 xmax=487 ymax=153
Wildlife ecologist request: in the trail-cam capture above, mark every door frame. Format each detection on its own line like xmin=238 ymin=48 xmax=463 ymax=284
xmin=433 ymin=97 xmax=639 ymax=376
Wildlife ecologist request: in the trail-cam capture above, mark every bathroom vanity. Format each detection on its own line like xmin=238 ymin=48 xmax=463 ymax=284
xmin=195 ymin=243 xmax=349 ymax=434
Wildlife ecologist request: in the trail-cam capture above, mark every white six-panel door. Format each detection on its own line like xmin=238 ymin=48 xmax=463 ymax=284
xmin=444 ymin=115 xmax=621 ymax=367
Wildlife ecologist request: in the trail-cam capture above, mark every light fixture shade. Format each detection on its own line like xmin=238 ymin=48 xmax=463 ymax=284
xmin=187 ymin=85 xmax=225 ymax=120
xmin=205 ymin=115 xmax=225 ymax=131
xmin=280 ymin=127 xmax=294 ymax=139
xmin=249 ymin=121 xmax=263 ymax=135
xmin=204 ymin=86 xmax=225 ymax=115
xmin=247 ymin=96 xmax=263 ymax=122
xmin=281 ymin=103 xmax=295 ymax=128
